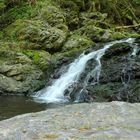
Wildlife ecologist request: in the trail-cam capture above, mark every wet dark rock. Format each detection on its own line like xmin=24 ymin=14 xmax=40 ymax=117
xmin=103 ymin=42 xmax=131 ymax=59
xmin=87 ymin=41 xmax=140 ymax=103
xmin=68 ymin=41 xmax=140 ymax=103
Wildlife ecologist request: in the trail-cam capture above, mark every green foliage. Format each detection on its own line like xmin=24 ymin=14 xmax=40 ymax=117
xmin=24 ymin=50 xmax=51 ymax=70
xmin=0 ymin=0 xmax=46 ymax=30
xmin=0 ymin=0 xmax=5 ymax=9
xmin=26 ymin=51 xmax=40 ymax=63
xmin=132 ymin=0 xmax=140 ymax=5
xmin=97 ymin=0 xmax=139 ymax=24
xmin=0 ymin=31 xmax=4 ymax=39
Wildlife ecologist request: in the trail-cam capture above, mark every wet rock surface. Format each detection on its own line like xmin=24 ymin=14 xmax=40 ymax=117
xmin=0 ymin=102 xmax=140 ymax=140
xmin=68 ymin=40 xmax=140 ymax=103
xmin=97 ymin=41 xmax=140 ymax=102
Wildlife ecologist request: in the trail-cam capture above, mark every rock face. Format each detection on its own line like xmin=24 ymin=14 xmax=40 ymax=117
xmin=0 ymin=50 xmax=45 ymax=95
xmin=0 ymin=102 xmax=140 ymax=140
xmin=90 ymin=41 xmax=140 ymax=102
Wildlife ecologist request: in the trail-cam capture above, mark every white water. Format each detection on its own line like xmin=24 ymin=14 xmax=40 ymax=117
xmin=34 ymin=38 xmax=135 ymax=103
xmin=131 ymin=44 xmax=138 ymax=57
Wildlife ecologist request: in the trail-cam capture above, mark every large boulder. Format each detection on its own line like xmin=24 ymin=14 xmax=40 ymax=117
xmin=62 ymin=34 xmax=95 ymax=53
xmin=0 ymin=49 xmax=46 ymax=95
xmin=0 ymin=102 xmax=139 ymax=140
xmin=88 ymin=40 xmax=140 ymax=102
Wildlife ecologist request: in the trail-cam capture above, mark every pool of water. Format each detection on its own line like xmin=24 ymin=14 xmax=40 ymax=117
xmin=0 ymin=96 xmax=67 ymax=121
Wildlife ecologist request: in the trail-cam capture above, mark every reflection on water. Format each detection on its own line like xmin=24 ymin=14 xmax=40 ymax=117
xmin=0 ymin=96 xmax=46 ymax=121
xmin=0 ymin=96 xmax=68 ymax=121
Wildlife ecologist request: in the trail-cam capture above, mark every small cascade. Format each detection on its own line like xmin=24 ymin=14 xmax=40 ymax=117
xmin=119 ymin=41 xmax=138 ymax=98
xmin=131 ymin=44 xmax=138 ymax=57
xmin=121 ymin=41 xmax=138 ymax=85
xmin=34 ymin=38 xmax=135 ymax=103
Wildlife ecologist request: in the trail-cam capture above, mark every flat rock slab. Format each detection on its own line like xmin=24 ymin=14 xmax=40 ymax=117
xmin=0 ymin=102 xmax=140 ymax=140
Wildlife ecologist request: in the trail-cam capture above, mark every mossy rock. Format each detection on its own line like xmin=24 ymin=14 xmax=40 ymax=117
xmin=74 ymin=25 xmax=107 ymax=42
xmin=52 ymin=34 xmax=95 ymax=64
xmin=74 ymin=24 xmax=139 ymax=42
xmin=23 ymin=50 xmax=52 ymax=71
xmin=5 ymin=19 xmax=68 ymax=52
xmin=40 ymin=4 xmax=66 ymax=27
xmin=55 ymin=0 xmax=80 ymax=30
xmin=56 ymin=0 xmax=80 ymax=11
xmin=111 ymin=31 xmax=139 ymax=40
xmin=63 ymin=34 xmax=95 ymax=51
xmin=58 ymin=0 xmax=95 ymax=11
xmin=66 ymin=10 xmax=79 ymax=31
xmin=0 ymin=48 xmax=45 ymax=95
xmin=103 ymin=42 xmax=131 ymax=59
xmin=0 ymin=48 xmax=32 ymax=65
xmin=79 ymin=12 xmax=108 ymax=27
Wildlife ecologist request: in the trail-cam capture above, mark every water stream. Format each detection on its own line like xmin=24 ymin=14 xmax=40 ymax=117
xmin=0 ymin=96 xmax=70 ymax=121
xmin=0 ymin=96 xmax=46 ymax=121
xmin=34 ymin=38 xmax=135 ymax=103
xmin=0 ymin=38 xmax=137 ymax=120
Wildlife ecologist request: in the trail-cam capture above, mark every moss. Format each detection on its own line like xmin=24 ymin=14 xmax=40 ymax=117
xmin=79 ymin=12 xmax=108 ymax=27
xmin=23 ymin=50 xmax=51 ymax=71
xmin=74 ymin=23 xmax=139 ymax=42
xmin=5 ymin=19 xmax=68 ymax=52
xmin=75 ymin=25 xmax=106 ymax=42
xmin=59 ymin=47 xmax=85 ymax=58
xmin=66 ymin=10 xmax=79 ymax=30
xmin=4 ymin=19 xmax=29 ymax=40
xmin=0 ymin=1 xmax=6 ymax=10
xmin=96 ymin=125 xmax=111 ymax=131
xmin=111 ymin=31 xmax=139 ymax=40
xmin=43 ymin=134 xmax=58 ymax=139
xmin=0 ymin=40 xmax=32 ymax=52
xmin=0 ymin=31 xmax=4 ymax=40
xmin=0 ymin=0 xmax=53 ymax=28
xmin=40 ymin=4 xmax=66 ymax=27
xmin=63 ymin=34 xmax=95 ymax=51
xmin=0 ymin=2 xmax=33 ymax=29
xmin=54 ymin=0 xmax=80 ymax=30
xmin=55 ymin=0 xmax=79 ymax=11
xmin=78 ymin=125 xmax=91 ymax=131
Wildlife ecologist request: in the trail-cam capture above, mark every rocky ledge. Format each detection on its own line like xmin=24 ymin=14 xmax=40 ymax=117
xmin=0 ymin=101 xmax=140 ymax=140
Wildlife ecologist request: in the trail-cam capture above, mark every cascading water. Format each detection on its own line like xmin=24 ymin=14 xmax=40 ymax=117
xmin=120 ymin=40 xmax=138 ymax=89
xmin=34 ymin=38 xmax=135 ymax=103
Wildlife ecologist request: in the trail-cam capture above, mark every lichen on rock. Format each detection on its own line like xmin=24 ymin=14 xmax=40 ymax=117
xmin=0 ymin=49 xmax=45 ymax=95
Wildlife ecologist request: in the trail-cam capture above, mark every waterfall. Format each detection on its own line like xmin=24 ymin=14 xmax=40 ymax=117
xmin=34 ymin=38 xmax=135 ymax=103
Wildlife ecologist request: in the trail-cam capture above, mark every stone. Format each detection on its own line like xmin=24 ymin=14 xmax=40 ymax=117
xmin=5 ymin=20 xmax=68 ymax=53
xmin=88 ymin=41 xmax=140 ymax=103
xmin=0 ymin=102 xmax=139 ymax=140
xmin=62 ymin=34 xmax=94 ymax=52
xmin=40 ymin=4 xmax=66 ymax=27
xmin=0 ymin=49 xmax=45 ymax=95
